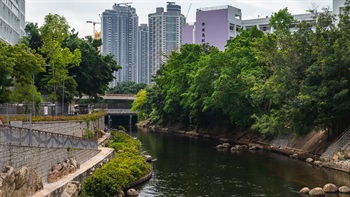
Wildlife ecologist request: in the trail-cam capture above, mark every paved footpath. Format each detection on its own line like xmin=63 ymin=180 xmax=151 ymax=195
xmin=31 ymin=147 xmax=114 ymax=197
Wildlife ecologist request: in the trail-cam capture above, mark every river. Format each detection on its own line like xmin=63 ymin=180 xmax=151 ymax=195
xmin=126 ymin=127 xmax=350 ymax=197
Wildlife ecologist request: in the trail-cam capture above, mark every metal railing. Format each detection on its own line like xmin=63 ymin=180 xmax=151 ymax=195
xmin=105 ymin=109 xmax=136 ymax=114
xmin=320 ymin=126 xmax=350 ymax=161
xmin=0 ymin=126 xmax=97 ymax=149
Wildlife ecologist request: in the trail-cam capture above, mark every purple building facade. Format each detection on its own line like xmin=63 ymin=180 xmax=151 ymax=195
xmin=182 ymin=24 xmax=195 ymax=44
xmin=185 ymin=5 xmax=242 ymax=51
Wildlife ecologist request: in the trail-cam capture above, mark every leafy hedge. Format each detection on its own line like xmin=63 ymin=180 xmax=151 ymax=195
xmin=0 ymin=110 xmax=106 ymax=123
xmin=80 ymin=131 xmax=151 ymax=197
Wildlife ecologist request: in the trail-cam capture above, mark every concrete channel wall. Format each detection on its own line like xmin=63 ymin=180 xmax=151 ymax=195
xmin=23 ymin=116 xmax=106 ymax=137
xmin=0 ymin=144 xmax=100 ymax=184
xmin=0 ymin=116 xmax=106 ymax=185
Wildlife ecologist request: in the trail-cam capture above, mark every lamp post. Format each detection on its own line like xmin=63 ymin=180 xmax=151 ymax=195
xmin=62 ymin=77 xmax=65 ymax=115
xmin=32 ymin=73 xmax=35 ymax=116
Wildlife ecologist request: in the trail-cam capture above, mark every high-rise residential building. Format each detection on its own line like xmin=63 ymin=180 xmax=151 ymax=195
xmin=137 ymin=24 xmax=149 ymax=84
xmin=0 ymin=0 xmax=25 ymax=45
xmin=148 ymin=2 xmax=186 ymax=81
xmin=101 ymin=3 xmax=138 ymax=86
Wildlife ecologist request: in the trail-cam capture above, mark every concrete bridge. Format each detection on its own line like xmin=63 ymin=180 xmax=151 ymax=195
xmin=78 ymin=94 xmax=136 ymax=101
xmin=105 ymin=109 xmax=136 ymax=115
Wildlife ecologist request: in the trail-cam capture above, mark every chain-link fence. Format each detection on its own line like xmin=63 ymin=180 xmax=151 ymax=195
xmin=0 ymin=103 xmax=67 ymax=117
xmin=0 ymin=126 xmax=97 ymax=149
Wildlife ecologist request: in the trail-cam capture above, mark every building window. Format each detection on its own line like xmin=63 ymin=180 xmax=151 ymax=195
xmin=229 ymin=23 xmax=235 ymax=31
xmin=202 ymin=28 xmax=205 ymax=31
xmin=202 ymin=33 xmax=205 ymax=37
xmin=263 ymin=27 xmax=267 ymax=31
xmin=202 ymin=22 xmax=205 ymax=26
xmin=202 ymin=39 xmax=205 ymax=42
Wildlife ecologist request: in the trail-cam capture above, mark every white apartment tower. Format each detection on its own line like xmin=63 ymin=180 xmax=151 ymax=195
xmin=101 ymin=3 xmax=138 ymax=86
xmin=148 ymin=2 xmax=185 ymax=81
xmin=0 ymin=0 xmax=25 ymax=45
xmin=137 ymin=24 xmax=149 ymax=84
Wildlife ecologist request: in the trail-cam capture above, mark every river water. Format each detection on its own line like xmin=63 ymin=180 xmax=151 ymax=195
xmin=127 ymin=127 xmax=350 ymax=197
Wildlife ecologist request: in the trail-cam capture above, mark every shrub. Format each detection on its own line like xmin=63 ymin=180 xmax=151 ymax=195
xmin=81 ymin=131 xmax=151 ymax=197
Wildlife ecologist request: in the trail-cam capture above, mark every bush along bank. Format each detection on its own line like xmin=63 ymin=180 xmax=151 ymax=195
xmin=80 ymin=131 xmax=152 ymax=197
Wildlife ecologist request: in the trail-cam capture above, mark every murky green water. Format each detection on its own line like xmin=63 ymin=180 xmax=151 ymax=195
xmin=128 ymin=128 xmax=350 ymax=197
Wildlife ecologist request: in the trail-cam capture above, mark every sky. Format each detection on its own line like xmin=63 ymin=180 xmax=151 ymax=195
xmin=26 ymin=0 xmax=333 ymax=38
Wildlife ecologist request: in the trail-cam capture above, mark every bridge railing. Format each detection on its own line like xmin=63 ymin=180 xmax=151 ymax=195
xmin=0 ymin=126 xmax=97 ymax=149
xmin=105 ymin=109 xmax=136 ymax=114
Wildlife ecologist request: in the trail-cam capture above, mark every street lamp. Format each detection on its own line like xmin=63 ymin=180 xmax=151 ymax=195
xmin=62 ymin=77 xmax=65 ymax=115
xmin=32 ymin=73 xmax=35 ymax=116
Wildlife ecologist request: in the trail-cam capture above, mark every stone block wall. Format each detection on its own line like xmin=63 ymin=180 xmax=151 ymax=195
xmin=0 ymin=144 xmax=100 ymax=184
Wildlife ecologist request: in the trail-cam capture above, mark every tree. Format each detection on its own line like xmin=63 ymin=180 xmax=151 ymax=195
xmin=65 ymin=35 xmax=120 ymax=99
xmin=108 ymin=81 xmax=147 ymax=95
xmin=0 ymin=41 xmax=45 ymax=106
xmin=153 ymin=44 xmax=209 ymax=125
xmin=131 ymin=89 xmax=147 ymax=120
xmin=39 ymin=14 xmax=81 ymax=103
xmin=0 ymin=41 xmax=14 ymax=103
xmin=209 ymin=27 xmax=269 ymax=128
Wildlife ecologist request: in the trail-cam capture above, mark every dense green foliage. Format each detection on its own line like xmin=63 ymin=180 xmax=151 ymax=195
xmin=133 ymin=5 xmax=350 ymax=135
xmin=81 ymin=131 xmax=151 ymax=197
xmin=0 ymin=41 xmax=45 ymax=105
xmin=108 ymin=81 xmax=147 ymax=94
xmin=19 ymin=14 xmax=119 ymax=104
xmin=65 ymin=35 xmax=120 ymax=99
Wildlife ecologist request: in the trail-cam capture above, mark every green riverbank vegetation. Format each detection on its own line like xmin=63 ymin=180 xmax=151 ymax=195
xmin=0 ymin=110 xmax=106 ymax=123
xmin=80 ymin=131 xmax=151 ymax=197
xmin=132 ymin=3 xmax=350 ymax=136
xmin=0 ymin=13 xmax=119 ymax=112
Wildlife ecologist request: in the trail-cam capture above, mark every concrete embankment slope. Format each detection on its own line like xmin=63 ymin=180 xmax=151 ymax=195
xmin=32 ymin=147 xmax=114 ymax=197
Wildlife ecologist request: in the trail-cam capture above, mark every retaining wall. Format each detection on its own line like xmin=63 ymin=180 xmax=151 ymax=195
xmin=23 ymin=116 xmax=105 ymax=137
xmin=0 ymin=144 xmax=100 ymax=184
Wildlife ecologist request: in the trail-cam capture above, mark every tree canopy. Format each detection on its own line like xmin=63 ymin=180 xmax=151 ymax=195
xmin=22 ymin=14 xmax=119 ymax=103
xmin=132 ymin=5 xmax=350 ymax=136
xmin=0 ymin=41 xmax=45 ymax=105
xmin=108 ymin=81 xmax=147 ymax=95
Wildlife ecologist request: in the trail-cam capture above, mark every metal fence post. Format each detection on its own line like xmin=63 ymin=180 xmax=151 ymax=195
xmin=29 ymin=114 xmax=32 ymax=146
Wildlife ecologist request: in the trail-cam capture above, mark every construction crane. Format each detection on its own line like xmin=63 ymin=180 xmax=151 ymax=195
xmin=186 ymin=3 xmax=192 ymax=18
xmin=86 ymin=21 xmax=100 ymax=38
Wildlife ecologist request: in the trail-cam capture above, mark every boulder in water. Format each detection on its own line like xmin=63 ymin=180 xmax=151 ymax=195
xmin=323 ymin=183 xmax=338 ymax=193
xmin=299 ymin=187 xmax=310 ymax=194
xmin=309 ymin=187 xmax=325 ymax=196
xmin=339 ymin=186 xmax=350 ymax=193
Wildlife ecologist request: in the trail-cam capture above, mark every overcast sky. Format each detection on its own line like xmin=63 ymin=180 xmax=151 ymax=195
xmin=26 ymin=0 xmax=333 ymax=38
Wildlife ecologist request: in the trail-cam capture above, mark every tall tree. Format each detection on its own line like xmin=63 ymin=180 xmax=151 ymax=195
xmin=39 ymin=14 xmax=81 ymax=103
xmin=0 ymin=41 xmax=45 ymax=106
xmin=65 ymin=35 xmax=120 ymax=99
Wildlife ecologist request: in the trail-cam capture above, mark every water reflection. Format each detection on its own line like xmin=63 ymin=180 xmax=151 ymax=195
xmin=127 ymin=127 xmax=350 ymax=197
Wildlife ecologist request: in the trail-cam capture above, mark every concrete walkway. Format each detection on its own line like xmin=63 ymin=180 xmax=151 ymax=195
xmin=31 ymin=147 xmax=114 ymax=197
